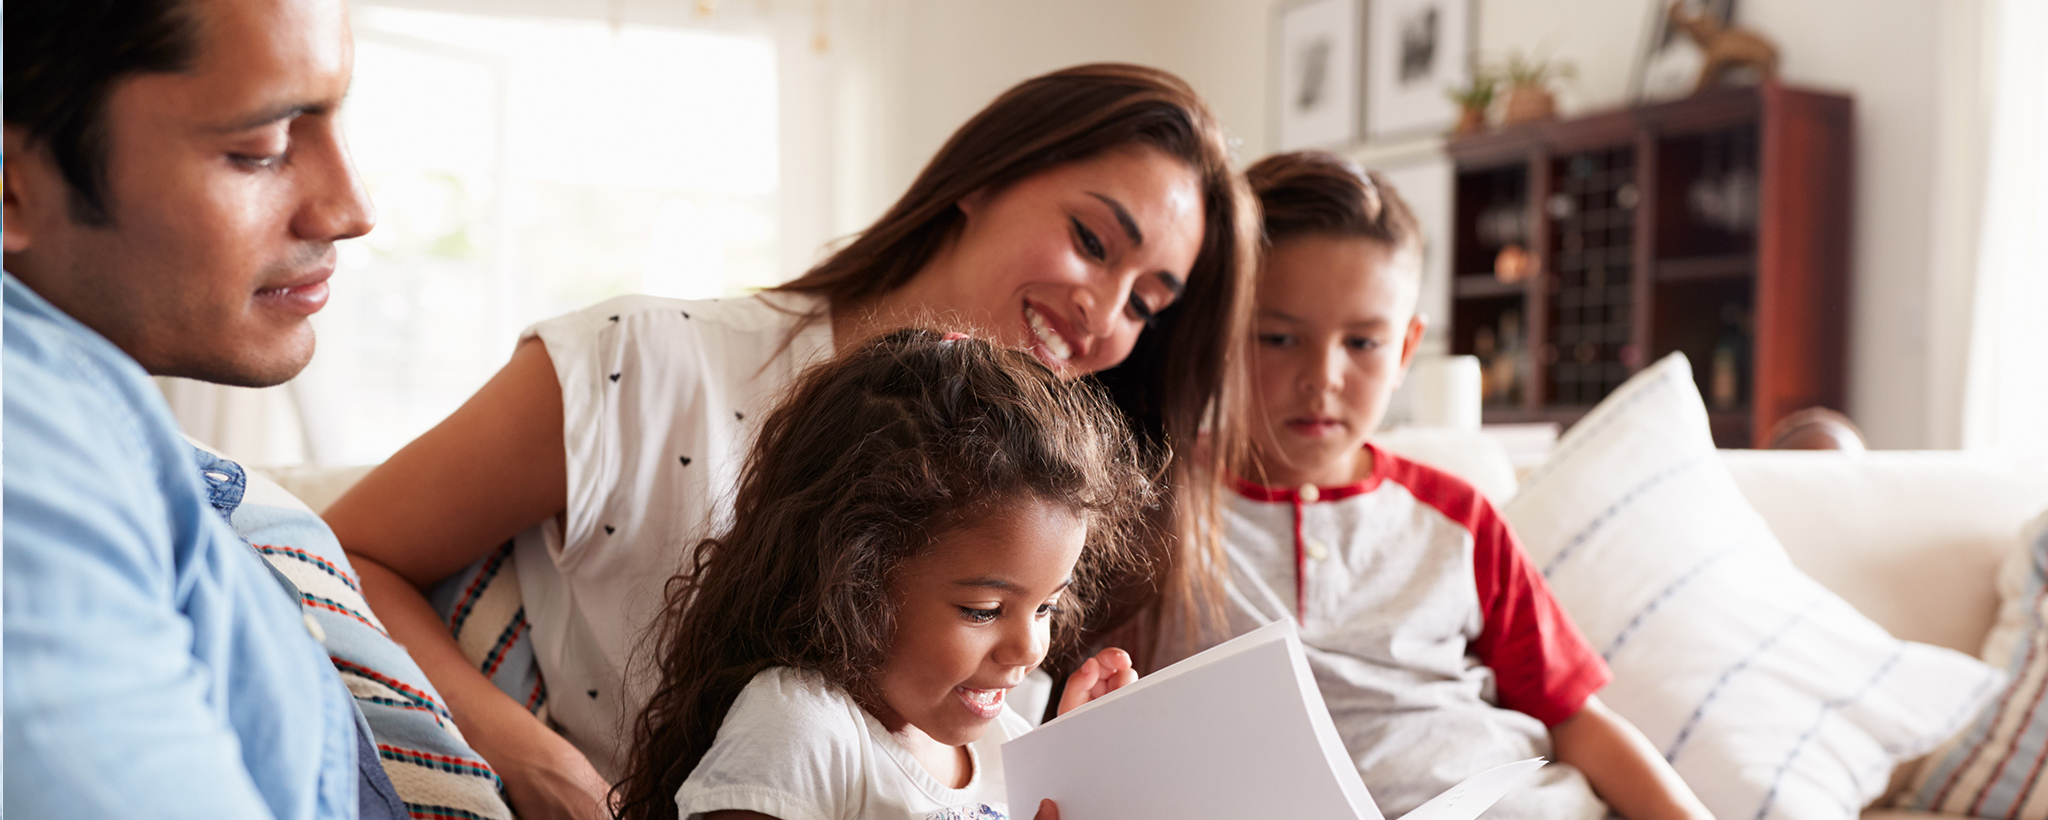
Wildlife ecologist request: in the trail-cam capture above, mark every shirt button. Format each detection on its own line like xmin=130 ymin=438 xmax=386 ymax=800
xmin=303 ymin=612 xmax=327 ymax=644
xmin=1305 ymin=538 xmax=1329 ymax=561
xmin=1298 ymin=484 xmax=1320 ymax=503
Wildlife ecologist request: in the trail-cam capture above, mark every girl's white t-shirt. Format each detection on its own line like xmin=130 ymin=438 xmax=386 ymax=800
xmin=512 ymin=291 xmax=836 ymax=778
xmin=674 ymin=667 xmax=1030 ymax=820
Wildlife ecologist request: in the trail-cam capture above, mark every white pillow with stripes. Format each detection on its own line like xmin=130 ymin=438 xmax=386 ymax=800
xmin=1896 ymin=509 xmax=2048 ymax=817
xmin=1501 ymin=353 xmax=2002 ymax=820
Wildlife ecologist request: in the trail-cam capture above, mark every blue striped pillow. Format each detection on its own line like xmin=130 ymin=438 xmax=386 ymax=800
xmin=1898 ymin=512 xmax=2048 ymax=817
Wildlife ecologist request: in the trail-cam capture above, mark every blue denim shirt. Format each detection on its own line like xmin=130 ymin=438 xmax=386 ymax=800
xmin=3 ymin=273 xmax=360 ymax=819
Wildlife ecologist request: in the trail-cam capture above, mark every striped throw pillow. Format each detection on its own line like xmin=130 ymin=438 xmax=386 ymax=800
xmin=1501 ymin=353 xmax=2003 ymax=820
xmin=235 ymin=466 xmax=516 ymax=820
xmin=1897 ymin=510 xmax=2048 ymax=817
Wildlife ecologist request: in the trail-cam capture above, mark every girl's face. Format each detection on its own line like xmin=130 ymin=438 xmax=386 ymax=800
xmin=1248 ymin=235 xmax=1426 ymax=488
xmin=874 ymin=497 xmax=1085 ymax=747
xmin=898 ymin=145 xmax=1206 ymax=378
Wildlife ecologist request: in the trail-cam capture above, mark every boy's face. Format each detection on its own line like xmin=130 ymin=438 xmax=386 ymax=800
xmin=1248 ymin=235 xmax=1426 ymax=488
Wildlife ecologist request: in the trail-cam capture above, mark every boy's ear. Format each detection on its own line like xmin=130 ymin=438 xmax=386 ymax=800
xmin=1397 ymin=312 xmax=1429 ymax=374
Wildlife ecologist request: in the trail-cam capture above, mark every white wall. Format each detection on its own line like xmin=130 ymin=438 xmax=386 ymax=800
xmin=883 ymin=0 xmax=1987 ymax=448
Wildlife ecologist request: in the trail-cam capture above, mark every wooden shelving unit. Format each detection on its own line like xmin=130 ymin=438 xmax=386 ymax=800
xmin=1446 ymin=81 xmax=1852 ymax=448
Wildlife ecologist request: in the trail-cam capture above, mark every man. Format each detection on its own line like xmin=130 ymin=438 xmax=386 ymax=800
xmin=4 ymin=0 xmax=384 ymax=816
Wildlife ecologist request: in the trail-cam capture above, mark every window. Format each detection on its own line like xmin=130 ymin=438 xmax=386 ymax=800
xmin=300 ymin=6 xmax=783 ymax=465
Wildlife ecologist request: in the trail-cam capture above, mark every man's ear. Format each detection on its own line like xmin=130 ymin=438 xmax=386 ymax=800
xmin=4 ymin=125 xmax=40 ymax=253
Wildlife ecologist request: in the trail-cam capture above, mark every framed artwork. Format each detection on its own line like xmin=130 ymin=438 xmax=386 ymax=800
xmin=1630 ymin=0 xmax=1739 ymax=104
xmin=1363 ymin=0 xmax=1472 ymax=141
xmin=1273 ymin=0 xmax=1361 ymax=151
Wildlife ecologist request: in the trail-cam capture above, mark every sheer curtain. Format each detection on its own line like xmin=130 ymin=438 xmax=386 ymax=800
xmin=163 ymin=0 xmax=897 ymax=468
xmin=1961 ymin=0 xmax=2048 ymax=455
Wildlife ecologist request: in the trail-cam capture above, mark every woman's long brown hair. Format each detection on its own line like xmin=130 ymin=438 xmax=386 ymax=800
xmin=611 ymin=330 xmax=1156 ymax=820
xmin=775 ymin=62 xmax=1257 ymax=668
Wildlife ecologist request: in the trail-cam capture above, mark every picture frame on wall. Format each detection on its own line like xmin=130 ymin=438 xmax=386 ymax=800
xmin=1363 ymin=0 xmax=1472 ymax=142
xmin=1273 ymin=0 xmax=1361 ymax=152
xmin=1630 ymin=0 xmax=1739 ymax=104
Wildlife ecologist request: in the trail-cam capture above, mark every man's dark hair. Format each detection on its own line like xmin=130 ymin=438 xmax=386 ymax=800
xmin=4 ymin=0 xmax=203 ymax=225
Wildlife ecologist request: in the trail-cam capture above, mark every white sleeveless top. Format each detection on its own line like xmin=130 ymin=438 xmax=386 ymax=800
xmin=512 ymin=291 xmax=835 ymax=777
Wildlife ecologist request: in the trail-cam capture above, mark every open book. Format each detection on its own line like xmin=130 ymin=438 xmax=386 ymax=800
xmin=1002 ymin=619 xmax=1544 ymax=820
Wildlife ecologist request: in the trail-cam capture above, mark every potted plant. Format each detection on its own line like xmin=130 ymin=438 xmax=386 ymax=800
xmin=1444 ymin=64 xmax=1498 ymax=137
xmin=1499 ymin=51 xmax=1576 ymax=126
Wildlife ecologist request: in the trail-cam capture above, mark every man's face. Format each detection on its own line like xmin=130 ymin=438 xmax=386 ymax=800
xmin=3 ymin=0 xmax=374 ymax=386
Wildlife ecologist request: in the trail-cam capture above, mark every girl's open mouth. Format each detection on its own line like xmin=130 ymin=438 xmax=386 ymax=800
xmin=956 ymin=686 xmax=1007 ymax=719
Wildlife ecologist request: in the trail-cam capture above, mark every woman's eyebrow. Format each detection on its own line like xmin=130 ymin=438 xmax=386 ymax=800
xmin=1087 ymin=192 xmax=1144 ymax=247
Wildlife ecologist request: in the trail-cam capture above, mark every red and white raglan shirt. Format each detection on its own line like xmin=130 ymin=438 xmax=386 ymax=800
xmin=1179 ymin=443 xmax=1613 ymax=819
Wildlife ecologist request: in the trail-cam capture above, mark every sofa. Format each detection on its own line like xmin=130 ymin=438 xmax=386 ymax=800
xmin=1371 ymin=352 xmax=2048 ymax=820
xmin=271 ymin=379 xmax=2048 ymax=820
xmin=1719 ymin=449 xmax=2048 ymax=819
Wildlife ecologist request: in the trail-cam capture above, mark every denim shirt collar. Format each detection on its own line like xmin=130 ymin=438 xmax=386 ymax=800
xmin=188 ymin=444 xmax=311 ymax=608
xmin=191 ymin=446 xmax=248 ymax=521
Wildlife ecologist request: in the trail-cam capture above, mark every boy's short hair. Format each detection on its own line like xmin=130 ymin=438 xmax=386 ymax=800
xmin=1247 ymin=150 xmax=1423 ymax=265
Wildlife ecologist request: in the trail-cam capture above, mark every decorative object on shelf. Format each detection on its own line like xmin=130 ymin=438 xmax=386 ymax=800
xmin=1365 ymin=0 xmax=1473 ymax=141
xmin=1688 ymin=168 xmax=1758 ymax=233
xmin=1474 ymin=309 xmax=1525 ymax=405
xmin=1444 ymin=62 xmax=1497 ymax=137
xmin=1629 ymin=0 xmax=1735 ymax=104
xmin=1709 ymin=303 xmax=1751 ymax=410
xmin=1493 ymin=244 xmax=1533 ymax=283
xmin=1273 ymin=0 xmax=1362 ymax=151
xmin=1498 ymin=51 xmax=1575 ymax=127
xmin=1668 ymin=1 xmax=1777 ymax=91
xmin=1474 ymin=200 xmax=1526 ymax=247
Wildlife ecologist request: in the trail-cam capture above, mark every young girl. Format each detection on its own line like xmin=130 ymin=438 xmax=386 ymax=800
xmin=612 ymin=329 xmax=1155 ymax=820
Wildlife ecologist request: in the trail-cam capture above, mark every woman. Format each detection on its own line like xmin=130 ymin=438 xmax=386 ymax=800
xmin=326 ymin=63 xmax=1254 ymax=820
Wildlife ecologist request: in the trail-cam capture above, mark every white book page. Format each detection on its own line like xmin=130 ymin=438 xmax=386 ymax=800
xmin=1005 ymin=620 xmax=1381 ymax=820
xmin=1005 ymin=619 xmax=1546 ymax=820
xmin=1399 ymin=758 xmax=1548 ymax=820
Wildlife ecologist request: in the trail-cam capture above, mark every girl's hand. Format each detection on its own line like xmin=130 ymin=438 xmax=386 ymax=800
xmin=1034 ymin=798 xmax=1061 ymax=820
xmin=1057 ymin=647 xmax=1137 ymax=715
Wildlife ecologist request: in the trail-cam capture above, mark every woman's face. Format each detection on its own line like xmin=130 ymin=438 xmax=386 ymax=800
xmin=904 ymin=145 xmax=1206 ymax=377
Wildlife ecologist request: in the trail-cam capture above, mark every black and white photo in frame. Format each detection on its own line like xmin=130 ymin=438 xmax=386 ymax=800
xmin=1274 ymin=0 xmax=1362 ymax=151
xmin=1364 ymin=0 xmax=1471 ymax=141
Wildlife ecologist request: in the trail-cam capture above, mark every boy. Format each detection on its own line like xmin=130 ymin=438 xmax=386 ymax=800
xmin=1202 ymin=151 xmax=1712 ymax=820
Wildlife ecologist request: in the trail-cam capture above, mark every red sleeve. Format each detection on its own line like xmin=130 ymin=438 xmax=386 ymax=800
xmin=1380 ymin=452 xmax=1610 ymax=727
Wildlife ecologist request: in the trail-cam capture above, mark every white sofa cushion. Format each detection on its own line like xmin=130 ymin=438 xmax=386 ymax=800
xmin=1722 ymin=450 xmax=2048 ymax=655
xmin=1374 ymin=425 xmax=1520 ymax=505
xmin=1501 ymin=353 xmax=2004 ymax=820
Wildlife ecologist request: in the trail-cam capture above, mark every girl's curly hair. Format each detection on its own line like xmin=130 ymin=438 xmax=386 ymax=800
xmin=612 ymin=328 xmax=1158 ymax=820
